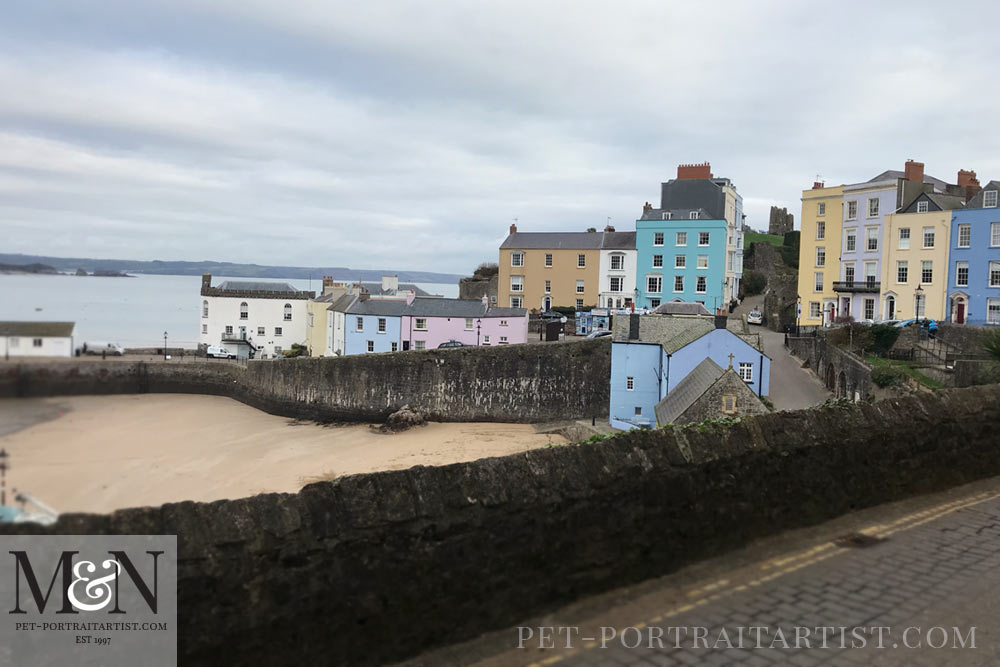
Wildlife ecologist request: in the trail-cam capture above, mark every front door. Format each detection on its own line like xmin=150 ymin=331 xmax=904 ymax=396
xmin=239 ymin=326 xmax=246 ymax=339
xmin=956 ymin=302 xmax=966 ymax=324
xmin=542 ymin=297 xmax=552 ymax=312
xmin=886 ymin=297 xmax=895 ymax=321
xmin=402 ymin=340 xmax=410 ymax=351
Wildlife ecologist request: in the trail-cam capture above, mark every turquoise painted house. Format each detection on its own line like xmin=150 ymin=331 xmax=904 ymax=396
xmin=635 ymin=209 xmax=728 ymax=311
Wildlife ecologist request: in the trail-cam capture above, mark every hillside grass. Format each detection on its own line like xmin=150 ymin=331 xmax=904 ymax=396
xmin=744 ymin=232 xmax=784 ymax=248
xmin=865 ymin=355 xmax=945 ymax=390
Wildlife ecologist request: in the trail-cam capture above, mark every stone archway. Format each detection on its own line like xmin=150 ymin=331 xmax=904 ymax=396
xmin=838 ymin=371 xmax=847 ymax=398
xmin=825 ymin=363 xmax=836 ymax=390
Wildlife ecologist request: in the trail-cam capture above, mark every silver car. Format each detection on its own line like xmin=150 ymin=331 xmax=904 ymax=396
xmin=747 ymin=309 xmax=763 ymax=325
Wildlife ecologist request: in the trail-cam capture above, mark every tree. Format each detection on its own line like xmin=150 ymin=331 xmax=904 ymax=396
xmin=472 ymin=262 xmax=498 ymax=279
xmin=984 ymin=328 xmax=1000 ymax=363
xmin=586 ymin=227 xmax=597 ymax=233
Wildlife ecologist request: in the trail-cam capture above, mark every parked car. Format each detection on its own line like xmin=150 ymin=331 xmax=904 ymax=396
xmin=81 ymin=342 xmax=125 ymax=356
xmin=747 ymin=309 xmax=763 ymax=325
xmin=206 ymin=345 xmax=236 ymax=359
xmin=585 ymin=329 xmax=612 ymax=339
xmin=540 ymin=311 xmax=568 ymax=324
xmin=893 ymin=318 xmax=937 ymax=328
xmin=437 ymin=340 xmax=467 ymax=349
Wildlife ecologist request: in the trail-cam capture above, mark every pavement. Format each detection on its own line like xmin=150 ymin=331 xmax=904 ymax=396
xmin=402 ymin=475 xmax=1000 ymax=667
xmin=733 ymin=296 xmax=831 ymax=412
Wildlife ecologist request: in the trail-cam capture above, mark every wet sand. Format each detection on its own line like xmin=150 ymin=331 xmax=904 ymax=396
xmin=0 ymin=395 xmax=566 ymax=514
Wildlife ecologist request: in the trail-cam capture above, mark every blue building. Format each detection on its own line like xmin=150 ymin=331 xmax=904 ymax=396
xmin=609 ymin=313 xmax=770 ymax=430
xmin=947 ymin=181 xmax=1000 ymax=325
xmin=635 ymin=210 xmax=728 ymax=311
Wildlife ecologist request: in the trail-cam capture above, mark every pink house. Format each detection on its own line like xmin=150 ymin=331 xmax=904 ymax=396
xmin=399 ymin=296 xmax=528 ymax=350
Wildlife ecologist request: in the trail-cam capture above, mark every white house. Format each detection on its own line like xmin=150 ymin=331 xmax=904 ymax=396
xmin=0 ymin=321 xmax=74 ymax=358
xmin=199 ymin=274 xmax=314 ymax=358
xmin=597 ymin=228 xmax=638 ymax=309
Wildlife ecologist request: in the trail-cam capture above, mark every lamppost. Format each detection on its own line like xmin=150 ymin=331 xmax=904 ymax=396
xmin=914 ymin=284 xmax=924 ymax=321
xmin=796 ymin=295 xmax=801 ymax=336
xmin=476 ymin=319 xmax=482 ymax=346
xmin=163 ymin=331 xmax=168 ymax=360
xmin=0 ymin=448 xmax=8 ymax=506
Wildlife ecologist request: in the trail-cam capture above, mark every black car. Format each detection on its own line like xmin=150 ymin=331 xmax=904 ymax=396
xmin=437 ymin=340 xmax=467 ymax=349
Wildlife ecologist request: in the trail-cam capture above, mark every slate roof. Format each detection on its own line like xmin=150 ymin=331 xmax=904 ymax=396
xmin=612 ymin=314 xmax=762 ymax=353
xmin=0 ymin=321 xmax=75 ymax=337
xmin=639 ymin=208 xmax=715 ymax=222
xmin=359 ymin=281 xmax=432 ymax=296
xmin=501 ymin=232 xmax=605 ymax=250
xmin=865 ymin=169 xmax=951 ymax=190
xmin=329 ymin=296 xmax=526 ymax=319
xmin=965 ymin=180 xmax=1000 ymax=209
xmin=899 ymin=191 xmax=966 ymax=213
xmin=653 ymin=302 xmax=713 ymax=316
xmin=216 ymin=280 xmax=300 ymax=293
xmin=601 ymin=231 xmax=636 ymax=249
xmin=654 ymin=358 xmax=724 ymax=425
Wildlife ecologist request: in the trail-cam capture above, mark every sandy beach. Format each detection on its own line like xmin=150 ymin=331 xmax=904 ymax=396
xmin=0 ymin=395 xmax=566 ymax=514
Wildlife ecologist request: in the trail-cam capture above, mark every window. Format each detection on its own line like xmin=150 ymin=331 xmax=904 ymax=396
xmin=816 ymin=247 xmax=826 ymax=267
xmin=697 ymin=255 xmax=708 ymax=269
xmin=814 ymin=272 xmax=823 ymax=292
xmin=675 ymin=255 xmax=686 ymax=269
xmin=923 ymin=226 xmax=935 ymax=248
xmin=696 ymin=276 xmax=707 ymax=293
xmin=490 ymin=296 xmax=497 ymax=304
xmin=391 ymin=342 xmax=398 ymax=352
xmin=415 ymin=318 xmax=427 ymax=330
xmin=898 ymin=227 xmax=910 ymax=249
xmin=654 ymin=232 xmax=665 ymax=246
xmin=991 ymin=262 xmax=1000 ymax=288
xmin=576 ymin=280 xmax=585 ymax=294
xmin=917 ymin=200 xmax=929 ymax=213
xmin=864 ymin=262 xmax=877 ymax=285
xmin=650 ymin=299 xmax=661 ymax=308
xmin=577 ymin=254 xmax=586 ymax=268
xmin=897 ymin=261 xmax=908 ymax=283
xmin=816 ymin=221 xmax=825 ymax=240
xmin=864 ymin=298 xmax=875 ymax=321
xmin=721 ymin=394 xmax=737 ymax=414
xmin=661 ymin=212 xmax=672 ymax=220
xmin=867 ymin=198 xmax=879 ymax=218
xmin=225 ymin=325 xmax=233 ymax=335
xmin=544 ymin=253 xmax=552 ymax=267
xmin=634 ymin=407 xmax=642 ymax=416
xmin=866 ymin=227 xmax=878 ymax=252
xmin=675 ymin=232 xmax=687 ymax=246
xmin=646 ymin=275 xmax=662 ymax=294
xmin=510 ymin=296 xmax=522 ymax=308
xmin=202 ymin=300 xmax=209 ymax=318
xmin=239 ymin=302 xmax=248 ymax=320
xmin=465 ymin=318 xmax=474 ymax=330
xmin=510 ymin=275 xmax=523 ymax=292
xmin=817 ymin=202 xmax=826 ymax=216
xmin=921 ymin=260 xmax=933 ymax=284
xmin=511 ymin=252 xmax=524 ymax=267
xmin=610 ymin=254 xmax=623 ymax=270
xmin=698 ymin=232 xmax=710 ymax=246
xmin=378 ymin=318 xmax=387 ymax=333
xmin=610 ymin=276 xmax=623 ymax=292
xmin=989 ymin=299 xmax=1000 ymax=324
xmin=845 ymin=230 xmax=856 ymax=252
xmin=202 ymin=324 xmax=208 ymax=334
xmin=847 ymin=200 xmax=858 ymax=220
xmin=844 ymin=264 xmax=855 ymax=283
xmin=275 ymin=327 xmax=282 ymax=336
xmin=809 ymin=302 xmax=822 ymax=318
xmin=308 ymin=313 xmax=314 ymax=327
xmin=689 ymin=211 xmax=699 ymax=220
xmin=283 ymin=303 xmax=292 ymax=321
xmin=992 ymin=222 xmax=1000 ymax=247
xmin=576 ymin=299 xmax=584 ymax=309
xmin=985 ymin=190 xmax=998 ymax=208
xmin=367 ymin=340 xmax=374 ymax=353
xmin=33 ymin=338 xmax=42 ymax=348
xmin=415 ymin=340 xmax=426 ymax=351
xmin=483 ymin=335 xmax=490 ymax=345
xmin=257 ymin=327 xmax=265 ymax=336
xmin=274 ymin=346 xmax=282 ymax=355
xmin=626 ymin=376 xmax=634 ymax=391
xmin=738 ymin=362 xmax=753 ymax=383
xmin=674 ymin=275 xmax=684 ymax=292
xmin=956 ymin=262 xmax=969 ymax=287
xmin=652 ymin=254 xmax=663 ymax=268
xmin=356 ymin=317 xmax=364 ymax=331
xmin=543 ymin=280 xmax=551 ymax=294
xmin=499 ymin=336 xmax=509 ymax=344
xmin=957 ymin=224 xmax=971 ymax=248
xmin=500 ymin=319 xmax=509 ymax=326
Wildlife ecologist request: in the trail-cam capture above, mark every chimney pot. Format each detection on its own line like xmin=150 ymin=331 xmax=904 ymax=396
xmin=677 ymin=162 xmax=713 ymax=180
xmin=509 ymin=223 xmax=518 ymax=235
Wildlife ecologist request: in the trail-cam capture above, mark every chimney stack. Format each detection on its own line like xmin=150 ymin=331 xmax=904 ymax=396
xmin=813 ymin=181 xmax=825 ymax=190
xmin=322 ymin=276 xmax=335 ymax=295
xmin=628 ymin=313 xmax=640 ymax=340
xmin=904 ymin=159 xmax=925 ymax=184
xmin=201 ymin=273 xmax=212 ymax=295
xmin=509 ymin=223 xmax=518 ymax=235
xmin=381 ymin=275 xmax=398 ymax=293
xmin=714 ymin=315 xmax=728 ymax=329
xmin=677 ymin=162 xmax=713 ymax=180
xmin=958 ymin=169 xmax=981 ymax=201
xmin=604 ymin=224 xmax=615 ymax=232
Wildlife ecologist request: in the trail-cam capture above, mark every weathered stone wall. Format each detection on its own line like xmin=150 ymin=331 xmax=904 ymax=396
xmin=937 ymin=323 xmax=989 ymax=355
xmin=768 ymin=205 xmax=794 ymax=235
xmin=678 ymin=370 xmax=768 ymax=423
xmin=0 ymin=339 xmax=612 ymax=423
xmin=786 ymin=334 xmax=872 ymax=400
xmin=458 ymin=274 xmax=498 ymax=302
xmin=4 ymin=387 xmax=1000 ymax=666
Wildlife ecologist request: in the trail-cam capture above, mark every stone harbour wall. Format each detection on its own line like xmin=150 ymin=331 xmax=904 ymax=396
xmin=3 ymin=386 xmax=1000 ymax=666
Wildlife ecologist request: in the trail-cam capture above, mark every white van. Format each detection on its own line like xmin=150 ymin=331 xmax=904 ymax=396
xmin=206 ymin=345 xmax=236 ymax=359
xmin=81 ymin=342 xmax=125 ymax=356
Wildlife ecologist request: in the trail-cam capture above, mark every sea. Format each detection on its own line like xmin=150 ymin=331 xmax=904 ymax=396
xmin=0 ymin=274 xmax=458 ymax=348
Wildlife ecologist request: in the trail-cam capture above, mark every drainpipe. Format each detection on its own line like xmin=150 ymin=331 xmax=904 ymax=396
xmin=758 ymin=353 xmax=764 ymax=397
xmin=665 ymin=353 xmax=671 ymax=398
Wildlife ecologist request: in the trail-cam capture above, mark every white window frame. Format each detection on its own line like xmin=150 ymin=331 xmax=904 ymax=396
xmin=675 ymin=255 xmax=686 ymax=269
xmin=414 ymin=340 xmax=426 ymax=351
xmin=654 ymin=232 xmax=665 ymax=246
xmin=698 ymin=232 xmax=710 ymax=246
xmin=990 ymin=262 xmax=1000 ymax=288
xmin=957 ymin=224 xmax=971 ymax=248
xmin=510 ymin=275 xmax=523 ymax=292
xmin=626 ymin=376 xmax=635 ymax=391
xmin=510 ymin=296 xmax=522 ymax=308
xmin=985 ymin=190 xmax=998 ymax=208
xmin=898 ymin=227 xmax=910 ymax=249
xmin=283 ymin=303 xmax=292 ymax=321
xmin=225 ymin=325 xmax=233 ymax=336
xmin=610 ymin=254 xmax=623 ymax=271
xmin=652 ymin=254 xmax=663 ymax=268
xmin=689 ymin=211 xmax=699 ymax=220
xmin=609 ymin=276 xmax=623 ymax=292
xmin=844 ymin=264 xmax=855 ymax=283
xmin=695 ymin=276 xmax=707 ymax=294
xmin=367 ymin=340 xmax=374 ymax=353
xmin=917 ymin=200 xmax=929 ymax=213
xmin=697 ymin=255 xmax=708 ymax=269
xmin=274 ymin=327 xmax=283 ymax=336
xmin=544 ymin=280 xmax=551 ymax=294
xmin=897 ymin=261 xmax=908 ymax=284
xmin=415 ymin=318 xmax=428 ymax=330
xmin=845 ymin=230 xmax=856 ymax=253
xmin=814 ymin=272 xmax=823 ymax=292
xmin=544 ymin=253 xmax=552 ymax=267
xmin=992 ymin=222 xmax=1000 ymax=248
xmin=201 ymin=324 xmax=208 ymax=334
xmin=577 ymin=254 xmax=586 ymax=268
xmin=675 ymin=232 xmax=687 ymax=246
xmin=356 ymin=317 xmax=364 ymax=332
xmin=864 ymin=298 xmax=875 ymax=321
xmin=576 ymin=280 xmax=585 ymax=294
xmin=921 ymin=260 xmax=933 ymax=285
xmin=988 ymin=299 xmax=1000 ymax=325
xmin=646 ymin=275 xmax=662 ymax=294
xmin=816 ymin=220 xmax=825 ymax=240
xmin=817 ymin=202 xmax=826 ymax=216
xmin=809 ymin=302 xmax=821 ymax=319
xmin=661 ymin=212 xmax=672 ymax=220
xmin=815 ymin=246 xmax=826 ymax=268
xmin=673 ymin=275 xmax=684 ymax=293
xmin=239 ymin=302 xmax=248 ymax=320
xmin=865 ymin=227 xmax=878 ymax=252
xmin=511 ymin=252 xmax=524 ymax=267
xmin=465 ymin=318 xmax=474 ymax=330
xmin=922 ymin=226 xmax=935 ymax=249
xmin=257 ymin=326 xmax=265 ymax=336
xmin=867 ymin=197 xmax=879 ymax=218
xmin=738 ymin=362 xmax=753 ymax=383
xmin=575 ymin=299 xmax=584 ymax=309
xmin=847 ymin=200 xmax=858 ymax=221
xmin=956 ymin=261 xmax=969 ymax=288
xmin=378 ymin=318 xmax=387 ymax=333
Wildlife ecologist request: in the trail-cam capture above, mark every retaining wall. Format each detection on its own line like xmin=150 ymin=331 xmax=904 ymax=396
xmin=785 ymin=334 xmax=873 ymax=400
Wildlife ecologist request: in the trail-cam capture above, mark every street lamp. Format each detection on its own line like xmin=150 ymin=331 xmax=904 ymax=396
xmin=476 ymin=319 xmax=482 ymax=346
xmin=796 ymin=295 xmax=801 ymax=336
xmin=0 ymin=448 xmax=8 ymax=506
xmin=163 ymin=331 xmax=168 ymax=360
xmin=914 ymin=284 xmax=924 ymax=320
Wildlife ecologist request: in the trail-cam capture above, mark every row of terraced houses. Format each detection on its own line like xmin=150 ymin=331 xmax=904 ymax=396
xmin=798 ymin=160 xmax=1000 ymax=327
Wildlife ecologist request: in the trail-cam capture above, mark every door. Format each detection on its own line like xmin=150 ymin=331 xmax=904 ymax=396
xmin=402 ymin=340 xmax=410 ymax=351
xmin=886 ymin=296 xmax=895 ymax=321
xmin=239 ymin=326 xmax=246 ymax=339
xmin=542 ymin=297 xmax=551 ymax=312
xmin=956 ymin=302 xmax=966 ymax=324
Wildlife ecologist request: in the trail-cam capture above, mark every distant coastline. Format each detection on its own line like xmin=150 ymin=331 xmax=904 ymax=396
xmin=0 ymin=253 xmax=464 ymax=284
xmin=0 ymin=263 xmax=132 ymax=277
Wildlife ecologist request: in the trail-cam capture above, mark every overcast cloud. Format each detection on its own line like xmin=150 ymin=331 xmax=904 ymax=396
xmin=1 ymin=0 xmax=998 ymax=274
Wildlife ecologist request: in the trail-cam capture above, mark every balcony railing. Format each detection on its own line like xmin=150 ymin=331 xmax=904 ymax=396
xmin=833 ymin=280 xmax=881 ymax=293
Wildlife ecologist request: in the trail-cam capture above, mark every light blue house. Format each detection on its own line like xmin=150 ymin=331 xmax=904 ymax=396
xmin=947 ymin=181 xmax=1000 ymax=325
xmin=609 ymin=313 xmax=770 ymax=430
xmin=635 ymin=210 xmax=728 ymax=311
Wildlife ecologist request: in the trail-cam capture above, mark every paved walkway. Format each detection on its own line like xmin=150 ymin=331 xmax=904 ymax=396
xmin=403 ymin=476 xmax=1000 ymax=667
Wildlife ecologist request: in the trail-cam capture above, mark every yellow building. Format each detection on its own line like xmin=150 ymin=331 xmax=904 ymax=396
xmin=880 ymin=211 xmax=952 ymax=322
xmin=797 ymin=183 xmax=845 ymax=326
xmin=498 ymin=225 xmax=602 ymax=311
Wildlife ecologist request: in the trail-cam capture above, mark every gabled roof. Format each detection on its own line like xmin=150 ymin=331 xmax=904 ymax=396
xmin=654 ymin=358 xmax=724 ymax=425
xmin=601 ymin=231 xmax=636 ymax=250
xmin=964 ymin=181 xmax=1000 ymax=209
xmin=329 ymin=296 xmax=526 ymax=319
xmin=639 ymin=208 xmax=715 ymax=222
xmin=359 ymin=281 xmax=432 ymax=296
xmin=0 ymin=321 xmax=75 ymax=337
xmin=653 ymin=302 xmax=713 ymax=316
xmin=865 ymin=169 xmax=950 ymax=190
xmin=216 ymin=280 xmax=299 ymax=293
xmin=898 ymin=191 xmax=966 ymax=213
xmin=501 ymin=232 xmax=604 ymax=250
xmin=612 ymin=313 xmax=763 ymax=354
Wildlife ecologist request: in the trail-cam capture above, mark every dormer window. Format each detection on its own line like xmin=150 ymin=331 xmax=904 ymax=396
xmin=689 ymin=211 xmax=699 ymax=219
xmin=985 ymin=190 xmax=998 ymax=208
xmin=661 ymin=212 xmax=672 ymax=220
xmin=916 ymin=200 xmax=929 ymax=213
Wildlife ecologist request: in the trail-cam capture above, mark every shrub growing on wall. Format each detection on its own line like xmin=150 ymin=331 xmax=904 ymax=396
xmin=868 ymin=324 xmax=901 ymax=356
xmin=871 ymin=364 xmax=906 ymax=387
xmin=742 ymin=270 xmax=766 ymax=296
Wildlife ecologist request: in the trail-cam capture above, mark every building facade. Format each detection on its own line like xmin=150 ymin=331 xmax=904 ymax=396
xmin=948 ymin=181 xmax=1000 ymax=325
xmin=597 ymin=227 xmax=637 ymax=309
xmin=498 ymin=225 xmax=602 ymax=311
xmin=798 ymin=183 xmax=845 ymax=326
xmin=634 ymin=213 xmax=728 ymax=310
xmin=881 ymin=210 xmax=953 ymax=322
xmin=0 ymin=321 xmax=74 ymax=358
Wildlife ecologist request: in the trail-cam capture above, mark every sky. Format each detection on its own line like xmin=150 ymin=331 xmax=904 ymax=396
xmin=1 ymin=1 xmax=999 ymax=274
